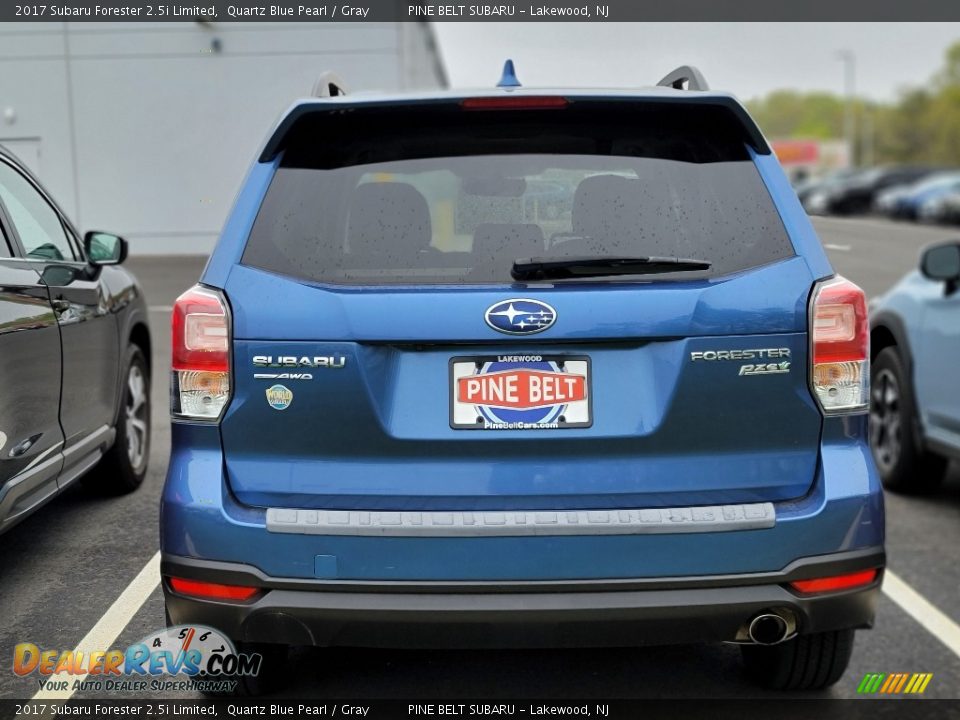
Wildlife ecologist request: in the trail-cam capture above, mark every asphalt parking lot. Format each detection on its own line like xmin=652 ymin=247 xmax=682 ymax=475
xmin=1 ymin=216 xmax=959 ymax=702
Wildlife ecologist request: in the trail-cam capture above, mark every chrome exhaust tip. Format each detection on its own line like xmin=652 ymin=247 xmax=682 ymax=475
xmin=748 ymin=613 xmax=791 ymax=645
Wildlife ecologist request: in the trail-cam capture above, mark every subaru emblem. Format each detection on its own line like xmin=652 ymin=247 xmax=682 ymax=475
xmin=485 ymin=299 xmax=556 ymax=335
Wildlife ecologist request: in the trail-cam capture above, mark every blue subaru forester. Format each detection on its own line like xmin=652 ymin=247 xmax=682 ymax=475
xmin=160 ymin=65 xmax=884 ymax=694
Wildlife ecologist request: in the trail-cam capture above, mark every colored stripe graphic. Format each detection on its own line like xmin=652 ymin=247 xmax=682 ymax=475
xmin=858 ymin=672 xmax=932 ymax=694
xmin=880 ymin=674 xmax=897 ymax=693
xmin=857 ymin=673 xmax=883 ymax=693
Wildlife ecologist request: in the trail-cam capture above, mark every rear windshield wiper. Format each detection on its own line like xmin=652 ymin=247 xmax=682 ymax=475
xmin=510 ymin=256 xmax=712 ymax=281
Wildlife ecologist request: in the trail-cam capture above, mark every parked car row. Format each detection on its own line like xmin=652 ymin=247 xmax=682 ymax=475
xmin=875 ymin=171 xmax=960 ymax=222
xmin=797 ymin=164 xmax=960 ymax=224
xmin=803 ymin=166 xmax=928 ymax=215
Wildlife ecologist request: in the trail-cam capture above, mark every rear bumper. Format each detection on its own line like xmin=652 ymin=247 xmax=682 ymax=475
xmin=161 ymin=420 xmax=885 ymax=582
xmin=161 ymin=549 xmax=883 ymax=649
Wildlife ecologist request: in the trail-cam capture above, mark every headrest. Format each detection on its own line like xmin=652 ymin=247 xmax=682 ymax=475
xmin=571 ymin=174 xmax=634 ymax=238
xmin=348 ymin=182 xmax=432 ymax=259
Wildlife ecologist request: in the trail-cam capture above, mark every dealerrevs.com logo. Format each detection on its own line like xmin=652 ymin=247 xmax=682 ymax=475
xmin=13 ymin=625 xmax=259 ymax=694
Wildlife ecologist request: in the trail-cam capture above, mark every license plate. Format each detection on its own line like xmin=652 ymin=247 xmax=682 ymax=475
xmin=450 ymin=354 xmax=592 ymax=430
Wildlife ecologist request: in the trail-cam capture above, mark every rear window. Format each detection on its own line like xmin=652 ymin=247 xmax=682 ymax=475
xmin=242 ymin=104 xmax=793 ymax=285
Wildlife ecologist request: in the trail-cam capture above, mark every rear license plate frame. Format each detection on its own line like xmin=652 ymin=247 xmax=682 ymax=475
xmin=449 ymin=354 xmax=592 ymax=430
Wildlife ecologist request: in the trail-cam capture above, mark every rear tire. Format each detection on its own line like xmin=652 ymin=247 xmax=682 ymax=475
xmin=741 ymin=629 xmax=855 ymax=690
xmin=86 ymin=344 xmax=151 ymax=494
xmin=869 ymin=347 xmax=947 ymax=493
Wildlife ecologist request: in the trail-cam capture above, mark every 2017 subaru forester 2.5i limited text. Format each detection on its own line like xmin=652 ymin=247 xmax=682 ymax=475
xmin=160 ymin=65 xmax=884 ymax=694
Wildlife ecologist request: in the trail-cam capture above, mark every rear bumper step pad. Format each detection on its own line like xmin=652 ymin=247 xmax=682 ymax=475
xmin=266 ymin=502 xmax=775 ymax=537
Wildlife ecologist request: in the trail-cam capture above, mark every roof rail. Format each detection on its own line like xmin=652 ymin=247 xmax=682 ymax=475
xmin=312 ymin=71 xmax=348 ymax=98
xmin=656 ymin=65 xmax=709 ymax=92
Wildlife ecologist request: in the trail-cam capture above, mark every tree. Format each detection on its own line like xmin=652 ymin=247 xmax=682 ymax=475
xmin=748 ymin=40 xmax=960 ymax=167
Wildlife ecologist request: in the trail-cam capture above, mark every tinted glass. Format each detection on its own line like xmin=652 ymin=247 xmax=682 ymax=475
xmin=0 ymin=161 xmax=75 ymax=261
xmin=243 ymin=108 xmax=793 ymax=285
xmin=86 ymin=232 xmax=123 ymax=263
xmin=922 ymin=243 xmax=960 ymax=280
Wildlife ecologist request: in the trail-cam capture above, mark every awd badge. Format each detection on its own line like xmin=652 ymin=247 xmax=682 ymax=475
xmin=266 ymin=384 xmax=293 ymax=411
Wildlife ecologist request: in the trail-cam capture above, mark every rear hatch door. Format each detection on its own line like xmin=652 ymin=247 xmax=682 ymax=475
xmin=219 ymin=98 xmax=820 ymax=511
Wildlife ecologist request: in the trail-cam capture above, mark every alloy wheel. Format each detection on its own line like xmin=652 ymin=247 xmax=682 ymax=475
xmin=870 ymin=367 xmax=901 ymax=473
xmin=125 ymin=364 xmax=149 ymax=471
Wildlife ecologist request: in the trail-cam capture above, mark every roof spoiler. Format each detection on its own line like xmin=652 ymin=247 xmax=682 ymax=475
xmin=259 ymin=91 xmax=773 ymax=164
xmin=656 ymin=65 xmax=709 ymax=92
xmin=311 ymin=71 xmax=348 ymax=98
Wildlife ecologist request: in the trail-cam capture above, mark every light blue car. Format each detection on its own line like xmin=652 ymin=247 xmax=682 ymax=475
xmin=870 ymin=241 xmax=960 ymax=490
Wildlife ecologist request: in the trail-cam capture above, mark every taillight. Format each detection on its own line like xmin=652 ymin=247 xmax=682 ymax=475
xmin=810 ymin=276 xmax=869 ymax=414
xmin=789 ymin=568 xmax=879 ymax=595
xmin=168 ymin=577 xmax=260 ymax=602
xmin=171 ymin=285 xmax=230 ymax=421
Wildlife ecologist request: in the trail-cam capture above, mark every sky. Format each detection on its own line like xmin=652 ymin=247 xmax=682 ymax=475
xmin=432 ymin=23 xmax=960 ymax=102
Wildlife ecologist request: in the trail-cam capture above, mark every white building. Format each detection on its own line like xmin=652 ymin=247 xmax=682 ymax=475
xmin=0 ymin=22 xmax=447 ymax=253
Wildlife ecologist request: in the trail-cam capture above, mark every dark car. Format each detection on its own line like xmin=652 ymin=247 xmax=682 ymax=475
xmin=794 ymin=168 xmax=863 ymax=208
xmin=0 ymin=145 xmax=152 ymax=533
xmin=814 ymin=166 xmax=936 ymax=215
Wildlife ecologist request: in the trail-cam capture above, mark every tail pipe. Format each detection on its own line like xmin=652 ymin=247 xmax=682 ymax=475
xmin=735 ymin=608 xmax=798 ymax=645
xmin=748 ymin=613 xmax=790 ymax=645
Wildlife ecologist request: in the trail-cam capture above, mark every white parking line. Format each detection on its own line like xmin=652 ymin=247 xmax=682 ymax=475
xmin=823 ymin=243 xmax=852 ymax=252
xmin=883 ymin=569 xmax=960 ymax=659
xmin=31 ymin=551 xmax=161 ymax=701
xmin=149 ymin=306 xmax=173 ymax=312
